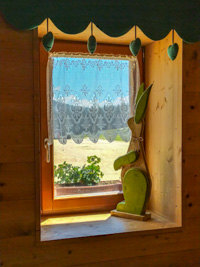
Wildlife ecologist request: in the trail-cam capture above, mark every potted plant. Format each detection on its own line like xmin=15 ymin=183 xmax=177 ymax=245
xmin=54 ymin=155 xmax=122 ymax=196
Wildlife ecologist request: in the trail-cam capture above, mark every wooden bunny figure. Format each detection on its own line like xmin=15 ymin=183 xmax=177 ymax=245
xmin=112 ymin=83 xmax=153 ymax=220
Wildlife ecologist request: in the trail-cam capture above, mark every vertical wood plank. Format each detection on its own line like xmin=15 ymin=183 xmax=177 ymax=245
xmin=0 ymin=14 xmax=36 ymax=243
xmin=182 ymin=41 xmax=200 ymax=219
xmin=0 ymin=163 xmax=35 ymax=201
xmin=33 ymin=29 xmax=41 ymax=231
xmin=0 ymin=199 xmax=36 ymax=239
xmin=145 ymin=32 xmax=182 ymax=224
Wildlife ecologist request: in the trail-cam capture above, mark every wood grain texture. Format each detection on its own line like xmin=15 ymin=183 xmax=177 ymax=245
xmin=77 ymin=249 xmax=200 ymax=267
xmin=0 ymin=48 xmax=34 ymax=89
xmin=182 ymin=42 xmax=200 ymax=93
xmin=183 ymin=92 xmax=200 ymax=124
xmin=0 ymin=16 xmax=33 ymax=50
xmin=0 ymin=163 xmax=35 ymax=201
xmin=182 ymin=41 xmax=200 ymax=220
xmin=41 ymin=211 xmax=173 ymax=241
xmin=1 ymin=218 xmax=200 ymax=266
xmin=0 ymin=86 xmax=33 ymax=126
xmin=0 ymin=25 xmax=35 ymax=163
xmin=0 ymin=12 xmax=37 ymax=250
xmin=182 ymin=155 xmax=200 ymax=219
xmin=0 ymin=199 xmax=35 ymax=239
xmin=0 ymin=124 xmax=34 ymax=163
xmin=32 ymin=28 xmax=41 ymax=231
xmin=145 ymin=32 xmax=182 ymax=224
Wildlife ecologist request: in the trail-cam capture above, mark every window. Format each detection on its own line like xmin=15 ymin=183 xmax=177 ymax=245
xmin=40 ymin=37 xmax=182 ymax=242
xmin=41 ymin=52 xmax=140 ymax=215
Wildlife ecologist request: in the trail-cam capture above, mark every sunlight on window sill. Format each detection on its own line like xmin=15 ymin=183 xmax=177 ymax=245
xmin=42 ymin=212 xmax=111 ymax=226
xmin=41 ymin=211 xmax=180 ymax=242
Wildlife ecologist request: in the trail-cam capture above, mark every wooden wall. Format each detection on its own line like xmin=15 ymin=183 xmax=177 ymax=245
xmin=0 ymin=14 xmax=200 ymax=266
xmin=145 ymin=33 xmax=182 ymax=224
xmin=0 ymin=13 xmax=36 ymax=249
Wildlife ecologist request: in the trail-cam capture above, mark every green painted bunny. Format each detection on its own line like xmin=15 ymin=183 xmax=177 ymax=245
xmin=114 ymin=83 xmax=153 ymax=216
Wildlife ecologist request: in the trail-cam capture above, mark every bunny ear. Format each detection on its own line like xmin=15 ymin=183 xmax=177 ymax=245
xmin=42 ymin=31 xmax=54 ymax=52
xmin=135 ymin=84 xmax=153 ymax=124
xmin=135 ymin=83 xmax=144 ymax=105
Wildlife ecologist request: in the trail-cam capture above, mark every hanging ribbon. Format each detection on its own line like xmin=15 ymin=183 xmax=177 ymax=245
xmin=129 ymin=26 xmax=141 ymax=57
xmin=87 ymin=22 xmax=97 ymax=54
xmin=167 ymin=29 xmax=179 ymax=61
xmin=42 ymin=18 xmax=54 ymax=52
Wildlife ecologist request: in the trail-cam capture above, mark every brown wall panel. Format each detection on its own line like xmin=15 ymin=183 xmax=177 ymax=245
xmin=0 ymin=217 xmax=200 ymax=266
xmin=0 ymin=17 xmax=35 ymax=164
xmin=0 ymin=124 xmax=34 ymax=163
xmin=0 ymin=48 xmax=34 ymax=89
xmin=0 ymin=16 xmax=33 ymax=50
xmin=0 ymin=199 xmax=35 ymax=239
xmin=0 ymin=12 xmax=36 ymax=257
xmin=183 ymin=43 xmax=200 ymax=93
xmin=182 ymin=41 xmax=200 ymax=220
xmin=0 ymin=163 xmax=35 ymax=201
xmin=78 ymin=249 xmax=200 ymax=267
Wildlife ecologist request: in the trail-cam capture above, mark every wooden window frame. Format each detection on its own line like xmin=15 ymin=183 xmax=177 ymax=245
xmin=40 ymin=40 xmax=144 ymax=215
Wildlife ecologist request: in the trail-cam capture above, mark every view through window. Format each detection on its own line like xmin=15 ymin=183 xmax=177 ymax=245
xmin=51 ymin=55 xmax=138 ymax=198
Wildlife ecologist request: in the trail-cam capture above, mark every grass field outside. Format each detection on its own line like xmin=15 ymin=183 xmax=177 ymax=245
xmin=54 ymin=137 xmax=129 ymax=183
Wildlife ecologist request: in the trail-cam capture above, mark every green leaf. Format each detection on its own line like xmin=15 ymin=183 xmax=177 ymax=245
xmin=135 ymin=83 xmax=144 ymax=105
xmin=135 ymin=84 xmax=153 ymax=124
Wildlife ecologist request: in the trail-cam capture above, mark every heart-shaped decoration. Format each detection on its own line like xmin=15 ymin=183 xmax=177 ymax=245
xmin=42 ymin=31 xmax=54 ymax=52
xmin=87 ymin=35 xmax=97 ymax=54
xmin=167 ymin=43 xmax=179 ymax=61
xmin=129 ymin=38 xmax=141 ymax=56
xmin=117 ymin=168 xmax=149 ymax=215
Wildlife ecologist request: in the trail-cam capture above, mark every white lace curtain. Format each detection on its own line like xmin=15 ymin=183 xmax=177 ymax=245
xmin=46 ymin=53 xmax=140 ymax=145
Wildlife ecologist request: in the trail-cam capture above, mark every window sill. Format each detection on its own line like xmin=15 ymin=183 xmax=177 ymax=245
xmin=41 ymin=210 xmax=181 ymax=242
xmin=54 ymin=191 xmax=123 ymax=199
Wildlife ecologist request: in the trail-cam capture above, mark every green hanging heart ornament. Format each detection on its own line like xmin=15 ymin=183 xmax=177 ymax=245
xmin=129 ymin=38 xmax=141 ymax=56
xmin=42 ymin=31 xmax=54 ymax=52
xmin=87 ymin=35 xmax=97 ymax=54
xmin=167 ymin=43 xmax=179 ymax=61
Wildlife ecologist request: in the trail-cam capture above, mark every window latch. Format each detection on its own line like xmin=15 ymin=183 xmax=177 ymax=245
xmin=44 ymin=138 xmax=51 ymax=163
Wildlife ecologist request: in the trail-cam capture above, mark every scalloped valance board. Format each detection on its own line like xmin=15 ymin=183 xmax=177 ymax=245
xmin=0 ymin=0 xmax=200 ymax=43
